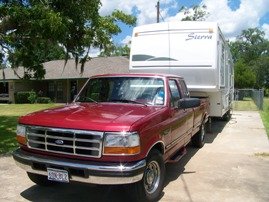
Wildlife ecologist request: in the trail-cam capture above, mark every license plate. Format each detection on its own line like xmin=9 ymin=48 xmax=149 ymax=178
xmin=47 ymin=168 xmax=69 ymax=183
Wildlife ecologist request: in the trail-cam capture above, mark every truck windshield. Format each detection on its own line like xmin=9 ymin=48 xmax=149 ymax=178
xmin=76 ymin=77 xmax=165 ymax=106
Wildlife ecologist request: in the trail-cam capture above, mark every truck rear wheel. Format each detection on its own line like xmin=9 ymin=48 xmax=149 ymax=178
xmin=192 ymin=121 xmax=206 ymax=148
xmin=127 ymin=150 xmax=165 ymax=202
xmin=27 ymin=172 xmax=57 ymax=186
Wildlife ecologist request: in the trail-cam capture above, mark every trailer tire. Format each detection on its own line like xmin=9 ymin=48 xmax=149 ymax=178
xmin=222 ymin=110 xmax=231 ymax=121
xmin=27 ymin=172 xmax=57 ymax=186
xmin=192 ymin=121 xmax=206 ymax=148
xmin=127 ymin=150 xmax=165 ymax=202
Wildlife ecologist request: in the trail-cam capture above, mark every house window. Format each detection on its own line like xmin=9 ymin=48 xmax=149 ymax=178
xmin=49 ymin=82 xmax=54 ymax=92
xmin=57 ymin=82 xmax=63 ymax=91
xmin=57 ymin=81 xmax=63 ymax=100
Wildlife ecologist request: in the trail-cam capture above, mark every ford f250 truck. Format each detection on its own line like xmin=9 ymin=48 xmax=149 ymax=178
xmin=13 ymin=73 xmax=209 ymax=201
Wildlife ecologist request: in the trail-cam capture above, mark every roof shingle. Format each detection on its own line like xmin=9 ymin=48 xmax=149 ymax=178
xmin=0 ymin=56 xmax=129 ymax=81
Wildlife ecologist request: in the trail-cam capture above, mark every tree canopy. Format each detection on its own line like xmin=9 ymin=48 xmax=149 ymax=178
xmin=229 ymin=28 xmax=269 ymax=89
xmin=180 ymin=4 xmax=208 ymax=21
xmin=99 ymin=44 xmax=130 ymax=57
xmin=0 ymin=0 xmax=136 ymax=79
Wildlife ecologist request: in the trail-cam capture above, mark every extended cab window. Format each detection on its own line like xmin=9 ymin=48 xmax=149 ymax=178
xmin=169 ymin=80 xmax=181 ymax=107
xmin=77 ymin=77 xmax=165 ymax=106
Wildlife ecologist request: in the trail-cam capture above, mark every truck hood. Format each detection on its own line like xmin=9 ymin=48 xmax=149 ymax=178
xmin=19 ymin=103 xmax=163 ymax=132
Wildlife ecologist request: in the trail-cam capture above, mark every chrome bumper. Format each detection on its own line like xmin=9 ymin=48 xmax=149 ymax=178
xmin=13 ymin=149 xmax=146 ymax=185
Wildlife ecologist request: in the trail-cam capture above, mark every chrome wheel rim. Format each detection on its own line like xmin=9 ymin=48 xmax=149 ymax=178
xmin=144 ymin=160 xmax=160 ymax=194
xmin=201 ymin=123 xmax=205 ymax=141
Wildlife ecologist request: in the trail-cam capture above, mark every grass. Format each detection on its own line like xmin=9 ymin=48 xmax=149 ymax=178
xmin=260 ymin=98 xmax=269 ymax=137
xmin=233 ymin=97 xmax=269 ymax=137
xmin=0 ymin=104 xmax=60 ymax=154
xmin=255 ymin=152 xmax=269 ymax=158
xmin=233 ymin=98 xmax=258 ymax=111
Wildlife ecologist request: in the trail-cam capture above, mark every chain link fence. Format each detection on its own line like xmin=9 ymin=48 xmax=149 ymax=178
xmin=234 ymin=89 xmax=264 ymax=110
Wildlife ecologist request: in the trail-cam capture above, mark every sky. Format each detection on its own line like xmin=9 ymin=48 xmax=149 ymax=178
xmin=97 ymin=0 xmax=269 ymax=52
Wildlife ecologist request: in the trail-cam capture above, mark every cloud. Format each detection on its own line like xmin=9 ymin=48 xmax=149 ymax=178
xmin=262 ymin=24 xmax=269 ymax=39
xmin=121 ymin=35 xmax=132 ymax=46
xmin=88 ymin=47 xmax=101 ymax=58
xmin=100 ymin=0 xmax=269 ymax=40
xmin=100 ymin=0 xmax=178 ymax=25
xmin=202 ymin=0 xmax=269 ymax=38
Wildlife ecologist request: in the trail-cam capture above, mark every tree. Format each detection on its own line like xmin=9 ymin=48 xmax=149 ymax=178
xmin=229 ymin=28 xmax=268 ymax=63
xmin=180 ymin=4 xmax=209 ymax=21
xmin=250 ymin=56 xmax=269 ymax=88
xmin=234 ymin=59 xmax=256 ymax=88
xmin=99 ymin=44 xmax=130 ymax=57
xmin=0 ymin=0 xmax=136 ymax=79
xmin=229 ymin=28 xmax=269 ymax=89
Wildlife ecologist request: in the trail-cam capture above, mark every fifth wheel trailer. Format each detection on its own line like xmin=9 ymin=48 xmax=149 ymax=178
xmin=129 ymin=21 xmax=234 ymax=118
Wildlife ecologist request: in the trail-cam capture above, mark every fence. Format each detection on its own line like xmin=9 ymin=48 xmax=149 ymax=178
xmin=234 ymin=89 xmax=264 ymax=110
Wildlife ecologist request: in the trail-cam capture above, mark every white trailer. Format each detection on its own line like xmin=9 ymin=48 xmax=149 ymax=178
xmin=129 ymin=21 xmax=234 ymax=118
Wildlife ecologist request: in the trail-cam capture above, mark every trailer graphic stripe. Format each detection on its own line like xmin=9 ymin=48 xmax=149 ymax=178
xmin=131 ymin=65 xmax=213 ymax=68
xmin=132 ymin=54 xmax=177 ymax=62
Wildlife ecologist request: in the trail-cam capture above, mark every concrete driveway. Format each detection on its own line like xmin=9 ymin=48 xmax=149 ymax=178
xmin=0 ymin=111 xmax=269 ymax=202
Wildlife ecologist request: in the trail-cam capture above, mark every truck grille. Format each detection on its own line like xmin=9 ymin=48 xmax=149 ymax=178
xmin=26 ymin=126 xmax=103 ymax=158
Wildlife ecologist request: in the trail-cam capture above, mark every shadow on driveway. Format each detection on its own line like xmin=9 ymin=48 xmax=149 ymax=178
xmin=21 ymin=183 xmax=128 ymax=202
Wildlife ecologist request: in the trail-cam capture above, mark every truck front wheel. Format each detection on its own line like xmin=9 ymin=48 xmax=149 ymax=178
xmin=127 ymin=150 xmax=165 ymax=202
xmin=27 ymin=172 xmax=57 ymax=186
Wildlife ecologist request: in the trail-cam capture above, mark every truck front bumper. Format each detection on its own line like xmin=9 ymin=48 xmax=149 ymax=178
xmin=13 ymin=149 xmax=146 ymax=185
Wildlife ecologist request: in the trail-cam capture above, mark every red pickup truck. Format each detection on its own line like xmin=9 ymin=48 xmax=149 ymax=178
xmin=13 ymin=74 xmax=209 ymax=201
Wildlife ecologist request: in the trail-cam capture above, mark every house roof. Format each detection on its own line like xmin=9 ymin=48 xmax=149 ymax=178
xmin=0 ymin=56 xmax=130 ymax=81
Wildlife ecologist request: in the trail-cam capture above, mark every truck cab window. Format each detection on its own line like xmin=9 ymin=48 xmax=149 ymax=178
xmin=169 ymin=80 xmax=181 ymax=107
xmin=178 ymin=79 xmax=190 ymax=98
xmin=77 ymin=77 xmax=165 ymax=106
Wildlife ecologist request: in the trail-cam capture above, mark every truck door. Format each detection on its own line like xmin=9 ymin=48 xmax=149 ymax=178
xmin=167 ymin=79 xmax=193 ymax=150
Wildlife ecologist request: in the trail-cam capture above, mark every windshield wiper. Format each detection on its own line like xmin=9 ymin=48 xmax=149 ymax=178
xmin=110 ymin=99 xmax=148 ymax=106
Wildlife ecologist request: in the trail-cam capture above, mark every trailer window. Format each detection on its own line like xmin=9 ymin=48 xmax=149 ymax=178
xmin=220 ymin=44 xmax=225 ymax=86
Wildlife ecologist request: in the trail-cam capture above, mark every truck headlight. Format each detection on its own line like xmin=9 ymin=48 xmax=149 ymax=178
xmin=103 ymin=132 xmax=140 ymax=155
xmin=16 ymin=125 xmax=27 ymax=145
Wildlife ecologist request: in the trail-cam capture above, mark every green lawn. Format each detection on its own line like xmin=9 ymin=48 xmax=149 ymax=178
xmin=0 ymin=104 xmax=60 ymax=154
xmin=233 ymin=98 xmax=269 ymax=137
xmin=260 ymin=98 xmax=269 ymax=137
xmin=233 ymin=98 xmax=258 ymax=111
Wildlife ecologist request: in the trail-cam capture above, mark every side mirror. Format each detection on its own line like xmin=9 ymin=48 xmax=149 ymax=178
xmin=178 ymin=98 xmax=200 ymax=109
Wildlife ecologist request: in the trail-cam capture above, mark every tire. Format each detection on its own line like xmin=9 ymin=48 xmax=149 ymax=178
xmin=192 ymin=121 xmax=206 ymax=148
xmin=127 ymin=150 xmax=165 ymax=202
xmin=27 ymin=172 xmax=57 ymax=186
xmin=222 ymin=110 xmax=231 ymax=121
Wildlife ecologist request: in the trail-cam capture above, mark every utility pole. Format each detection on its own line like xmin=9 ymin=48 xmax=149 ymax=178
xmin=156 ymin=1 xmax=160 ymax=23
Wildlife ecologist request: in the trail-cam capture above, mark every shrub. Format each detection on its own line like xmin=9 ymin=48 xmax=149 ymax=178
xmin=28 ymin=90 xmax=37 ymax=104
xmin=15 ymin=90 xmax=38 ymax=104
xmin=15 ymin=91 xmax=31 ymax=104
xmin=36 ymin=97 xmax=52 ymax=103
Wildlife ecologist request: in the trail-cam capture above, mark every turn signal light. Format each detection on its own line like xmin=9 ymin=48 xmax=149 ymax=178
xmin=16 ymin=135 xmax=26 ymax=145
xmin=104 ymin=146 xmax=140 ymax=155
